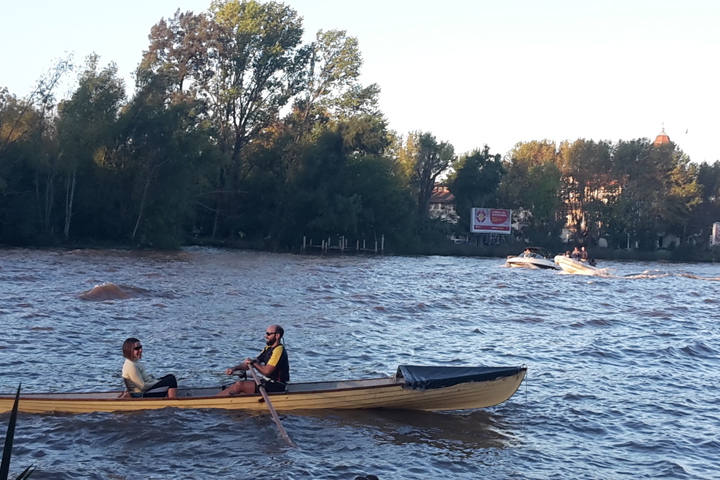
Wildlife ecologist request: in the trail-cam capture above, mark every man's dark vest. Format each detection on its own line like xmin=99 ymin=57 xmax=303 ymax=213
xmin=256 ymin=344 xmax=290 ymax=384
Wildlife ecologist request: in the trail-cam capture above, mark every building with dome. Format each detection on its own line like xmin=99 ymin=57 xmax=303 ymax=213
xmin=653 ymin=128 xmax=671 ymax=147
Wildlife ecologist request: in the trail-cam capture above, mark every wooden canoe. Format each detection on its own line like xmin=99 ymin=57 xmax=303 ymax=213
xmin=0 ymin=365 xmax=526 ymax=414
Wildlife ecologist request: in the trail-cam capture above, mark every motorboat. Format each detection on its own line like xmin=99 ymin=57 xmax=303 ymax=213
xmin=505 ymin=247 xmax=559 ymax=269
xmin=554 ymin=255 xmax=601 ymax=275
xmin=0 ymin=365 xmax=527 ymax=414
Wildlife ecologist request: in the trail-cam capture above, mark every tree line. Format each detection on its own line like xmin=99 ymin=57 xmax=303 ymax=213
xmin=449 ymin=138 xmax=720 ymax=252
xmin=1 ymin=0 xmax=719 ymax=254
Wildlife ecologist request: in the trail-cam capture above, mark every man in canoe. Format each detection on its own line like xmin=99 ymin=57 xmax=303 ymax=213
xmin=216 ymin=325 xmax=290 ymax=396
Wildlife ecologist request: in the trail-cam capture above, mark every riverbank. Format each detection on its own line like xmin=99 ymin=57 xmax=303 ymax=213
xmin=4 ymin=236 xmax=720 ymax=263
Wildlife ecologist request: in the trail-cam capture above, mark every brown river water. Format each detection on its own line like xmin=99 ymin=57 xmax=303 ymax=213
xmin=1 ymin=247 xmax=719 ymax=479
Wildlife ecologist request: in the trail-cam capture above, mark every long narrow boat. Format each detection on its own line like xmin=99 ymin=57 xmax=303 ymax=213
xmin=0 ymin=365 xmax=526 ymax=414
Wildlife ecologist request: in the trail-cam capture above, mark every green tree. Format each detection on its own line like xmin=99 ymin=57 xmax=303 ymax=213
xmin=0 ymin=92 xmax=48 ymax=243
xmin=447 ymin=145 xmax=505 ymax=233
xmin=290 ymin=29 xmax=379 ymax=136
xmin=140 ymin=0 xmax=309 ymax=239
xmin=56 ymin=54 xmax=125 ymax=239
xmin=139 ymin=9 xmax=216 ymax=95
xmin=397 ymin=131 xmax=454 ymax=221
xmin=605 ymin=139 xmax=701 ymax=249
xmin=207 ymin=0 xmax=308 ymax=237
xmin=250 ymin=111 xmax=411 ymax=250
xmin=341 ymin=153 xmax=415 ymax=249
xmin=691 ymin=160 xmax=720 ymax=242
xmin=497 ymin=140 xmax=563 ymax=244
xmin=114 ymin=73 xmax=220 ymax=247
xmin=557 ymin=139 xmax=613 ymax=244
xmin=654 ymin=148 xmax=701 ymax=242
xmin=0 ymin=58 xmax=72 ymax=244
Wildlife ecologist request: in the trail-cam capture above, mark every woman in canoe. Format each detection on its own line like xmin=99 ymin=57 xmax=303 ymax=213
xmin=121 ymin=337 xmax=177 ymax=398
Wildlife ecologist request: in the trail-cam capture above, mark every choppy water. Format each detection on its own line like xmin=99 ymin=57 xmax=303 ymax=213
xmin=1 ymin=247 xmax=719 ymax=479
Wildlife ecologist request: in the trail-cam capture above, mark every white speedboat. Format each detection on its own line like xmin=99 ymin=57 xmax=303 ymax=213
xmin=554 ymin=255 xmax=601 ymax=275
xmin=505 ymin=247 xmax=559 ymax=270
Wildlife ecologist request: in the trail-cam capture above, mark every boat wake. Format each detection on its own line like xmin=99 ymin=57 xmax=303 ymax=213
xmin=557 ymin=268 xmax=613 ymax=277
xmin=591 ymin=270 xmax=720 ymax=281
xmin=621 ymin=270 xmax=671 ymax=279
xmin=677 ymin=273 xmax=720 ymax=281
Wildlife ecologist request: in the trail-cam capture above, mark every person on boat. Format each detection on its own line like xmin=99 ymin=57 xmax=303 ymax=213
xmin=580 ymin=246 xmax=589 ymax=261
xmin=216 ymin=325 xmax=290 ymax=397
xmin=571 ymin=247 xmax=581 ymax=260
xmin=121 ymin=338 xmax=177 ymax=398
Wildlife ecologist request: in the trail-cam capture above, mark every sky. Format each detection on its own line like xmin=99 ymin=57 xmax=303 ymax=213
xmin=2 ymin=0 xmax=719 ymax=163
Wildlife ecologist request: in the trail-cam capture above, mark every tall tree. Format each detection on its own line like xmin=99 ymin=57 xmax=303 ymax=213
xmin=291 ymin=29 xmax=375 ymax=136
xmin=0 ymin=58 xmax=73 ymax=244
xmin=397 ymin=131 xmax=454 ymax=221
xmin=557 ymin=139 xmax=613 ymax=244
xmin=0 ymin=92 xmax=48 ymax=243
xmin=138 ymin=9 xmax=216 ymax=95
xmin=113 ymin=72 xmax=220 ymax=247
xmin=606 ymin=139 xmax=701 ymax=249
xmin=56 ymin=54 xmax=125 ymax=239
xmin=497 ymin=140 xmax=563 ymax=243
xmin=140 ymin=0 xmax=310 ymax=238
xmin=691 ymin=161 xmax=720 ymax=242
xmin=0 ymin=57 xmax=72 ymax=162
xmin=207 ymin=0 xmax=308 ymax=169
xmin=651 ymin=147 xmax=701 ymax=242
xmin=447 ymin=145 xmax=505 ymax=233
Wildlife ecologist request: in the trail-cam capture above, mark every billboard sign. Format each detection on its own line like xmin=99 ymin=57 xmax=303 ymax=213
xmin=471 ymin=208 xmax=512 ymax=234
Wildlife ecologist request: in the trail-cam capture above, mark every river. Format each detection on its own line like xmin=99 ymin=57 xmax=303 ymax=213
xmin=1 ymin=247 xmax=719 ymax=479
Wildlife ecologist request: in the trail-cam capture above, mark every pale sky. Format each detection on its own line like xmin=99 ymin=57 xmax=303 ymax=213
xmin=2 ymin=0 xmax=719 ymax=163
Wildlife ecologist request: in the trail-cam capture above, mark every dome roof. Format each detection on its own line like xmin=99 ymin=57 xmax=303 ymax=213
xmin=653 ymin=128 xmax=671 ymax=146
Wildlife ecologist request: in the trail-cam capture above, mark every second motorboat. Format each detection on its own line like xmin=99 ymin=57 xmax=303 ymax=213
xmin=505 ymin=247 xmax=559 ymax=270
xmin=553 ymin=255 xmax=601 ymax=275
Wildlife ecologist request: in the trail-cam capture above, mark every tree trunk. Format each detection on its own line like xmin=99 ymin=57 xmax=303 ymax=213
xmin=64 ymin=168 xmax=76 ymax=239
xmin=44 ymin=164 xmax=56 ymax=231
xmin=212 ymin=167 xmax=225 ymax=239
xmin=132 ymin=169 xmax=154 ymax=242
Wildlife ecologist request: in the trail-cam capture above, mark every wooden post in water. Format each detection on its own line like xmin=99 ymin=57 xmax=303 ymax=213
xmin=381 ymin=234 xmax=385 ymax=254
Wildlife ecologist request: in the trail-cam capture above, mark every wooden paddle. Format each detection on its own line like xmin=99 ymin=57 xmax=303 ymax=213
xmin=248 ymin=366 xmax=295 ymax=447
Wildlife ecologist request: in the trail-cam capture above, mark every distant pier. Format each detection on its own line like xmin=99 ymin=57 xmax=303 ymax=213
xmin=301 ymin=235 xmax=384 ymax=255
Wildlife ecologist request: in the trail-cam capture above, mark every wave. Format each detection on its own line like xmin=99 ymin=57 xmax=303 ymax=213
xmin=659 ymin=341 xmax=717 ymax=358
xmin=677 ymin=273 xmax=720 ymax=281
xmin=622 ymin=271 xmax=671 ymax=279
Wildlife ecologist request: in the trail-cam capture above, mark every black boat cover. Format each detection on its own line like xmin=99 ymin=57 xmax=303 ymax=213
xmin=397 ymin=365 xmax=525 ymax=390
